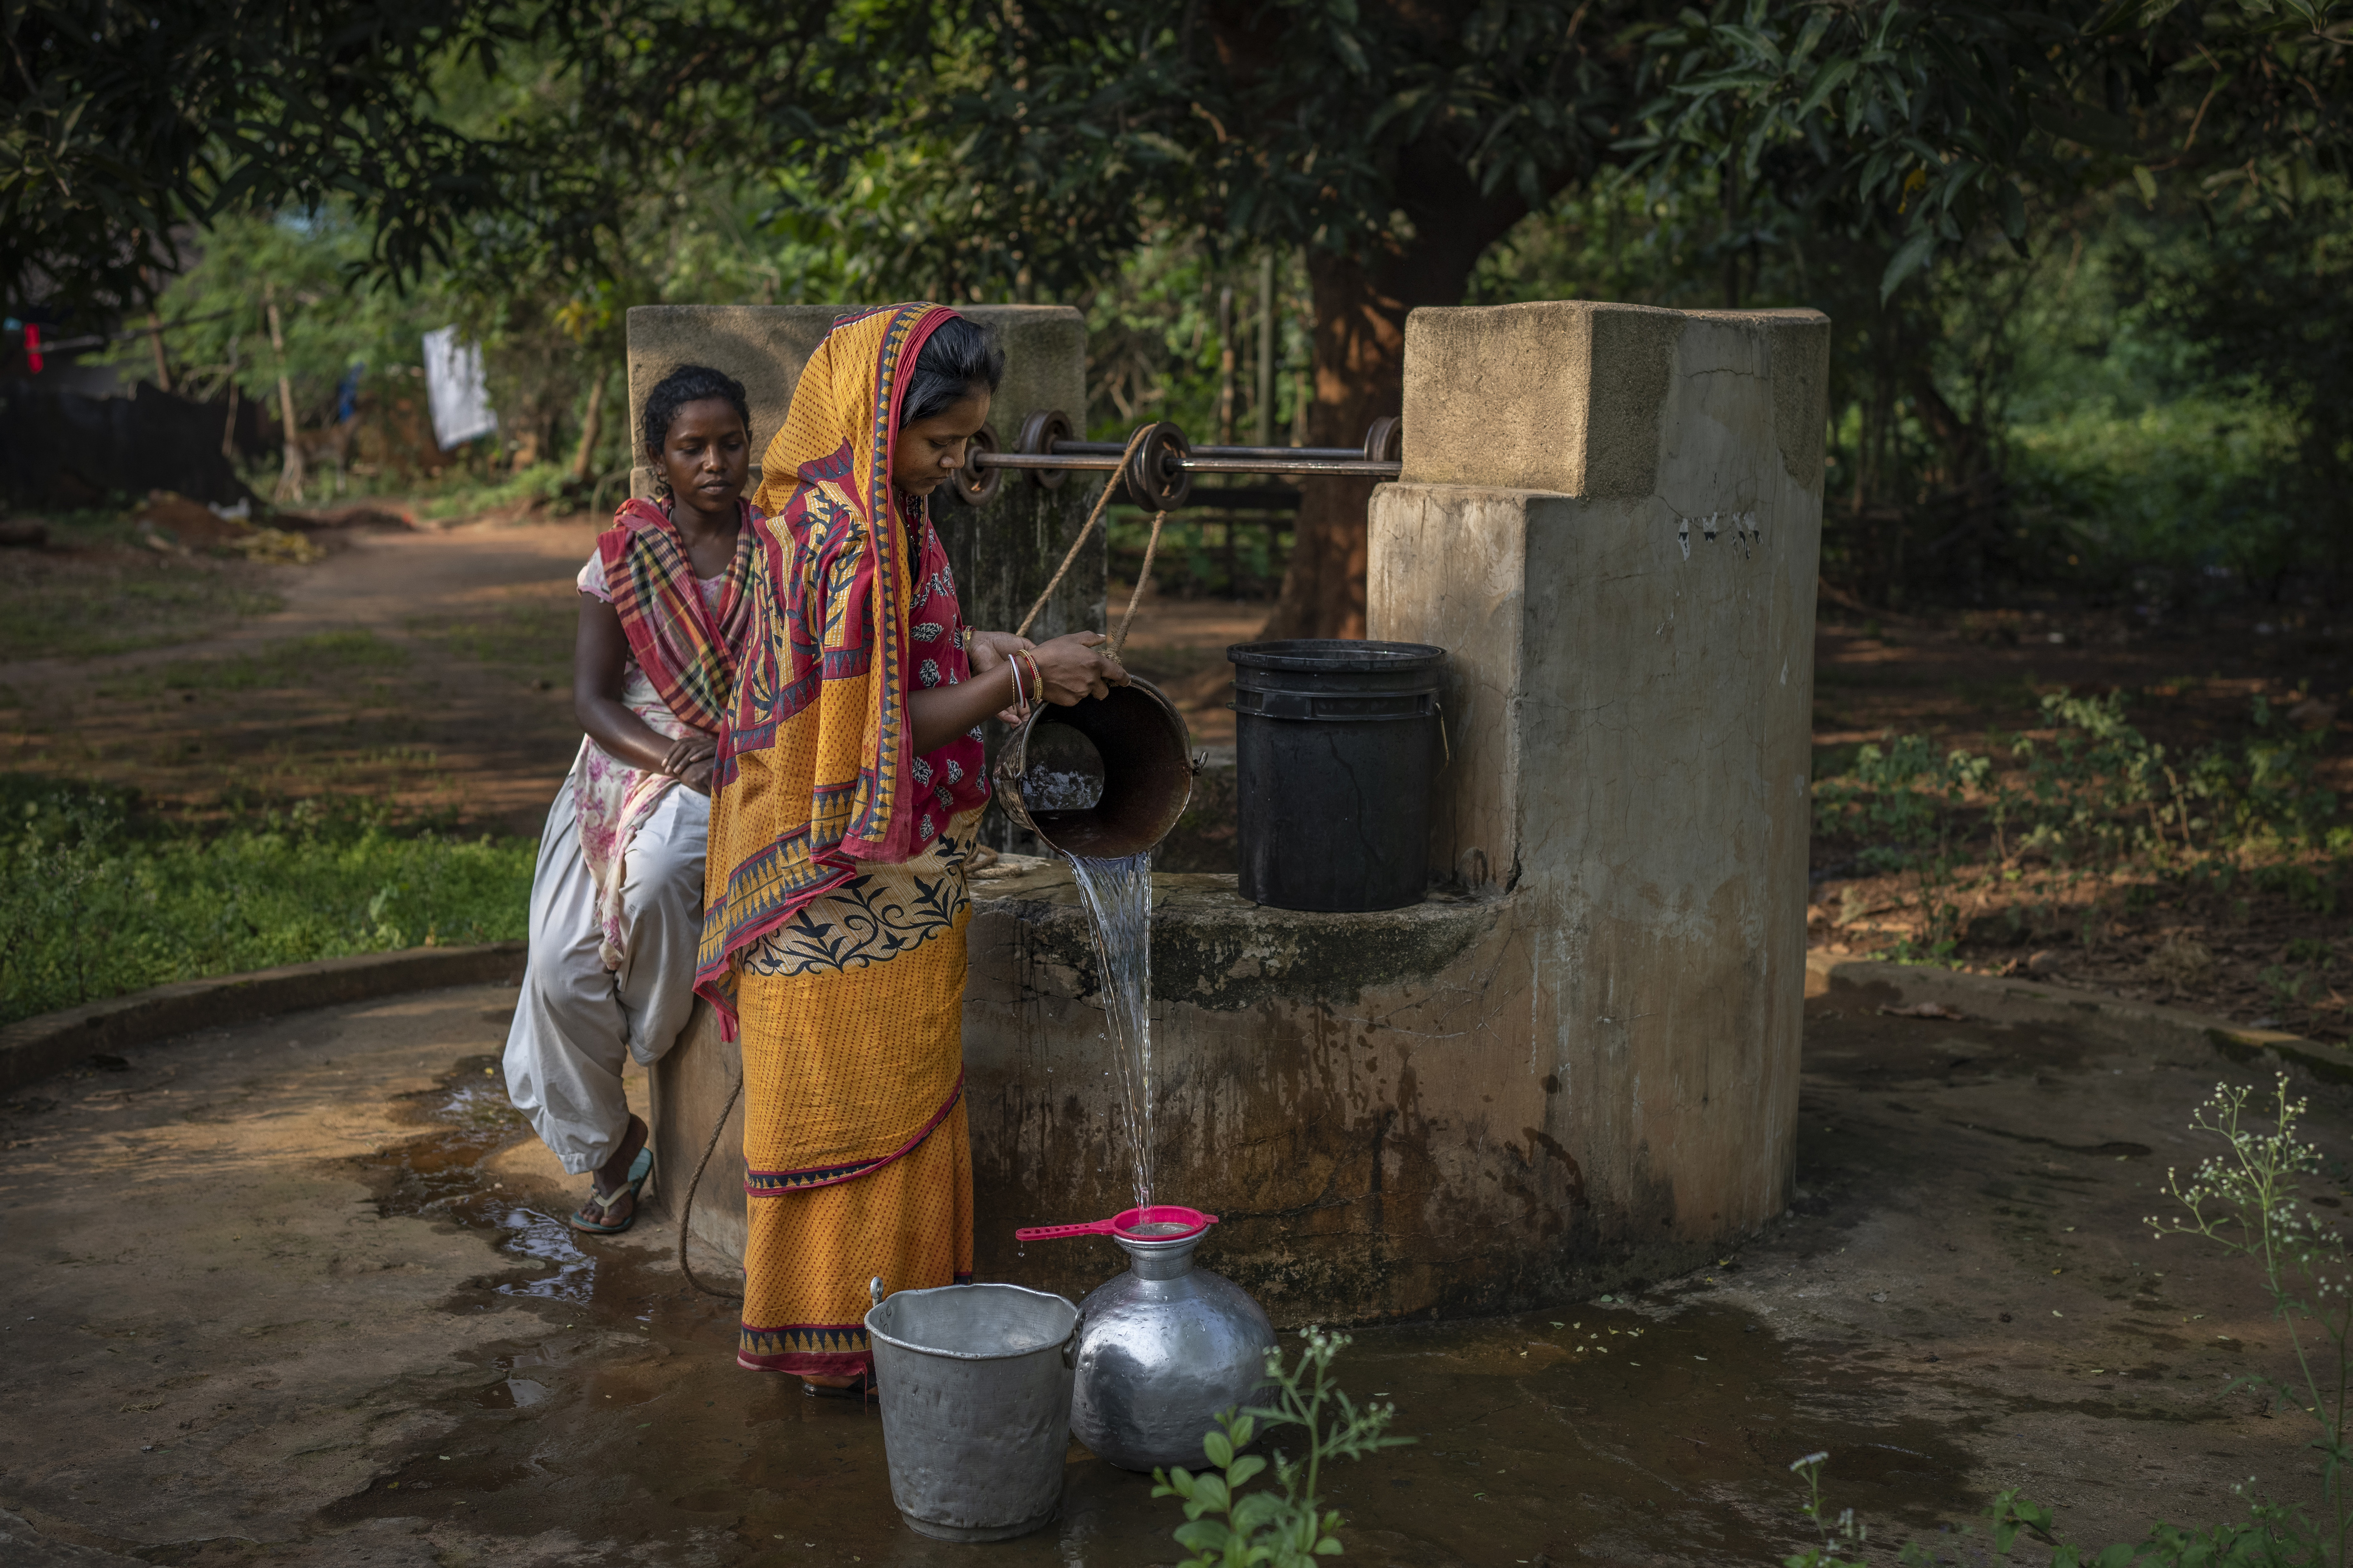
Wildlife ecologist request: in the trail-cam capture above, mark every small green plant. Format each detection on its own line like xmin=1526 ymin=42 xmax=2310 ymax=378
xmin=1152 ymin=1328 xmax=1413 ymax=1567
xmin=2150 ymin=1074 xmax=2352 ymax=1564
xmin=1782 ymin=1451 xmax=1879 ymax=1568
xmin=1777 ymin=1077 xmax=2349 ymax=1565
xmin=1814 ymin=735 xmax=1989 ymax=961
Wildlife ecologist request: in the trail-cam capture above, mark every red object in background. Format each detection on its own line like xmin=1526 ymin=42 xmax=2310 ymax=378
xmin=24 ymin=323 xmax=40 ymax=374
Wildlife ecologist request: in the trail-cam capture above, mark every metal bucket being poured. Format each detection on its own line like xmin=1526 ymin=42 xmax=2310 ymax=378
xmin=993 ymin=676 xmax=1195 ymax=859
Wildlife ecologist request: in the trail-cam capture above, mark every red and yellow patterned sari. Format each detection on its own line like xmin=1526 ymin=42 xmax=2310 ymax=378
xmin=697 ymin=304 xmax=993 ymax=1376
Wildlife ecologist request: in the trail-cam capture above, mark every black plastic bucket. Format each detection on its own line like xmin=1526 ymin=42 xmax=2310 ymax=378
xmin=1228 ymin=640 xmax=1444 ymax=912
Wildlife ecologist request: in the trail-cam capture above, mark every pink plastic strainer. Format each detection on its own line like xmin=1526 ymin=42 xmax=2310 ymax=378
xmin=1015 ymin=1205 xmax=1219 ymax=1243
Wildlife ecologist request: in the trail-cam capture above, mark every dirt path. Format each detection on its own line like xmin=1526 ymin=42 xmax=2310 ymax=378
xmin=1 ymin=519 xmax=598 ymax=834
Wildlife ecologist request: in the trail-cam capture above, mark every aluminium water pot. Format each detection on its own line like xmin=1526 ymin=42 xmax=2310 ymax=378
xmin=1069 ymin=1226 xmax=1276 ymax=1472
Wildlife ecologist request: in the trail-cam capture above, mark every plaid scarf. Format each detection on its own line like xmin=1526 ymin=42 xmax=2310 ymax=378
xmin=596 ymin=497 xmax=756 ymax=736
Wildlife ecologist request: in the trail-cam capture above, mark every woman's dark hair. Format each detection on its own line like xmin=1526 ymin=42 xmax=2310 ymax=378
xmin=642 ymin=364 xmax=752 ymax=457
xmin=898 ymin=315 xmax=1005 ymax=428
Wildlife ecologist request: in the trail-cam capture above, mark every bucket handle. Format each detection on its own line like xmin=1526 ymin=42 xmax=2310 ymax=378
xmin=1063 ymin=1309 xmax=1086 ymax=1370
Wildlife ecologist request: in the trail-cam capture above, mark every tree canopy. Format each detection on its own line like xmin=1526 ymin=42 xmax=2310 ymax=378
xmin=10 ymin=0 xmax=2352 ymax=612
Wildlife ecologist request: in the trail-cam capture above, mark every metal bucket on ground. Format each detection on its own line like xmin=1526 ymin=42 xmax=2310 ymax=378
xmin=864 ymin=1282 xmax=1083 ymax=1542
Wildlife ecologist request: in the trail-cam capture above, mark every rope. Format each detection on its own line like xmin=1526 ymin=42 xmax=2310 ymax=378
xmin=1013 ymin=425 xmax=1156 ymax=641
xmin=1110 ymin=509 xmax=1165 ymax=662
xmin=676 ymin=1070 xmax=745 ymax=1303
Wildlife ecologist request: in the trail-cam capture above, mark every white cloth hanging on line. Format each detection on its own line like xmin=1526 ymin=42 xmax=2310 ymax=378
xmin=421 ymin=325 xmax=498 ymax=450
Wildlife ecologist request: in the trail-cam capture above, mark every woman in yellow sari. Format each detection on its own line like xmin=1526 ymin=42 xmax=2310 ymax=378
xmin=697 ymin=304 xmax=1125 ymax=1394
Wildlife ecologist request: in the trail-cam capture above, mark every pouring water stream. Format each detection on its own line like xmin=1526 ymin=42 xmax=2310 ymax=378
xmin=1063 ymin=852 xmax=1154 ymax=1209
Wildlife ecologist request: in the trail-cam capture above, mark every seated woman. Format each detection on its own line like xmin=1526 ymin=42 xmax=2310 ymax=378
xmin=503 ymin=364 xmax=760 ymax=1236
xmin=698 ymin=306 xmax=1127 ymax=1394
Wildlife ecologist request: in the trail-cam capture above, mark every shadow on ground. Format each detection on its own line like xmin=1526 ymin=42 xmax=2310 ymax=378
xmin=0 ymin=973 xmax=2336 ymax=1565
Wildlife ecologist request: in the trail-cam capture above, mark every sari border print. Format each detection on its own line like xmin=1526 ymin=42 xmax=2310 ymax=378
xmin=741 ymin=1074 xmax=965 ymax=1197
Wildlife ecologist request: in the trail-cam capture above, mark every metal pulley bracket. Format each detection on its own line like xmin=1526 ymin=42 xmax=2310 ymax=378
xmin=1125 ymin=421 xmax=1192 ymax=512
xmin=946 ymin=421 xmax=1003 ymax=508
xmin=1016 ymin=409 xmax=1075 ymax=490
xmin=1362 ymin=414 xmax=1402 ymax=464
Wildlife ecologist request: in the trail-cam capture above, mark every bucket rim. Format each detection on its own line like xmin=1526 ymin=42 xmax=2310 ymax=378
xmin=863 ymin=1281 xmax=1080 ymax=1362
xmin=1227 ymin=639 xmax=1444 ymax=674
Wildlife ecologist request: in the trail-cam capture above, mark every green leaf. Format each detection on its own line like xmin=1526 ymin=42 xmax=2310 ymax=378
xmin=1204 ymin=1430 xmax=1235 ymax=1469
xmin=1794 ymin=57 xmax=1857 ymax=118
xmin=1172 ymin=1520 xmax=1233 ymax=1553
xmin=1998 ymin=180 xmax=2026 ymax=239
xmin=2132 ymin=165 xmax=2158 ymax=208
xmin=1228 ymin=1454 xmax=1269 ymax=1487
xmin=1230 ymin=1491 xmax=1289 ymax=1533
xmin=1192 ymin=1473 xmax=1232 ymax=1511
xmin=1879 ymin=228 xmax=1936 ymax=301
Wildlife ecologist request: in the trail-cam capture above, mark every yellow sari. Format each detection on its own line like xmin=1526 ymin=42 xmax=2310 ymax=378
xmin=699 ymin=304 xmax=993 ymax=1376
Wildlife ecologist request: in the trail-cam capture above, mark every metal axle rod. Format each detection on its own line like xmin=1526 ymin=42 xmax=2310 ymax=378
xmin=948 ymin=411 xmax=1403 ymax=511
xmin=973 ymin=450 xmax=1399 ymax=478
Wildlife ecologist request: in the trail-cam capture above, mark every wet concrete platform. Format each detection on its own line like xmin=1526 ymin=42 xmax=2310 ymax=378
xmin=0 ymin=976 xmax=2336 ymax=1565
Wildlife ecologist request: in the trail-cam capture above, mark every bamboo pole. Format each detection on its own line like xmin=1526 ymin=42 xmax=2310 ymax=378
xmin=221 ymin=335 xmax=241 ymax=460
xmin=264 ymin=285 xmax=304 ymax=504
xmin=1256 ymin=252 xmax=1275 ymax=447
xmin=146 ymin=311 xmax=172 ymax=392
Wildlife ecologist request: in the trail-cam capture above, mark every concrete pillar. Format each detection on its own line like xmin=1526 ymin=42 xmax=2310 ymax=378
xmin=1368 ymin=300 xmax=1828 ymax=1276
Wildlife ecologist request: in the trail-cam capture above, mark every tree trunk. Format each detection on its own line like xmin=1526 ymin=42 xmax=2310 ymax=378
xmin=569 ymin=370 xmax=607 ymax=485
xmin=1257 ymin=235 xmax=1506 ymax=641
xmin=264 ymin=288 xmax=305 ymax=506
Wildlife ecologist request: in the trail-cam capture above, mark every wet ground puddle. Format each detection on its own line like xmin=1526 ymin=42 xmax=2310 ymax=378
xmin=319 ymin=1052 xmax=2010 ymax=1566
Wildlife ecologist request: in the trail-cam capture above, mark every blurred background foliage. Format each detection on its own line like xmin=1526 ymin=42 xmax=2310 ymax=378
xmin=10 ymin=0 xmax=2351 ymax=616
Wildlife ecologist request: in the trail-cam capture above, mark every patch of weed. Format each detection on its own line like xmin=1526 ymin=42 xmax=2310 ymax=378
xmin=0 ymin=778 xmax=532 ymax=1027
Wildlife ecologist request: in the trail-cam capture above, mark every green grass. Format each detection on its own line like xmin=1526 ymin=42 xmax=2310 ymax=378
xmin=0 ymin=778 xmax=536 ymax=1028
xmin=0 ymin=549 xmax=284 ymax=661
xmin=182 ymin=629 xmax=410 ymax=691
xmin=407 ymin=598 xmax=575 ymax=670
xmin=405 ymin=461 xmax=582 ymax=524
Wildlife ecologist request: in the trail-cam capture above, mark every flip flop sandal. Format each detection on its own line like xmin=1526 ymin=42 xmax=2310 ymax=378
xmin=802 ymin=1373 xmax=874 ymax=1402
xmin=569 ymin=1146 xmax=653 ymax=1236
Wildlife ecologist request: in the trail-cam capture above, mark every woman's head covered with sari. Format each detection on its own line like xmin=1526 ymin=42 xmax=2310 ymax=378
xmin=694 ymin=304 xmax=1001 ymax=1025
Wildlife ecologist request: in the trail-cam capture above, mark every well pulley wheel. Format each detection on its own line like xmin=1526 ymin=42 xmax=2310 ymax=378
xmin=1016 ymin=409 xmax=1076 ymax=490
xmin=1124 ymin=420 xmax=1192 ymax=512
xmin=946 ymin=421 xmax=1003 ymax=508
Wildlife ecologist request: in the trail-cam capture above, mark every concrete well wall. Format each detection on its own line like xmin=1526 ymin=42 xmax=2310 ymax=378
xmin=639 ymin=298 xmax=1826 ymax=1325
